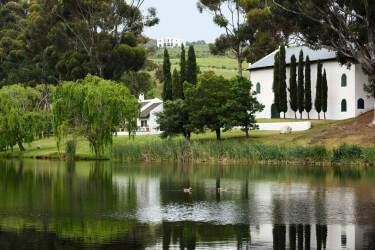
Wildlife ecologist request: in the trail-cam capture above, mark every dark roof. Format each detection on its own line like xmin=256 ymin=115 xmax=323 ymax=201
xmin=249 ymin=46 xmax=337 ymax=71
xmin=140 ymin=103 xmax=162 ymax=118
xmin=141 ymin=101 xmax=150 ymax=108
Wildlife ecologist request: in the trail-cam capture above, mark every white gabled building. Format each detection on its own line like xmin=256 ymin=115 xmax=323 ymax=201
xmin=157 ymin=37 xmax=185 ymax=48
xmin=249 ymin=46 xmax=374 ymax=120
xmin=117 ymin=94 xmax=163 ymax=136
xmin=137 ymin=94 xmax=163 ymax=134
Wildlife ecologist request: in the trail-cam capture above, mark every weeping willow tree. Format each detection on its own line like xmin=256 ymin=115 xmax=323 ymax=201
xmin=0 ymin=85 xmax=54 ymax=151
xmin=53 ymin=75 xmax=139 ymax=156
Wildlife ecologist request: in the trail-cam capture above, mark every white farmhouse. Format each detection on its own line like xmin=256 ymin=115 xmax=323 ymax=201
xmin=137 ymin=94 xmax=163 ymax=134
xmin=249 ymin=46 xmax=374 ymax=120
xmin=157 ymin=37 xmax=185 ymax=48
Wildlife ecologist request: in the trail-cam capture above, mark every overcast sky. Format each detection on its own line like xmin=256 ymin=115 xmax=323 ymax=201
xmin=142 ymin=0 xmax=223 ymax=42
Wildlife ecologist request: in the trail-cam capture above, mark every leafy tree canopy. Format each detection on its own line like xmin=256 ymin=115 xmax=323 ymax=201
xmin=53 ymin=75 xmax=139 ymax=156
xmin=0 ymin=0 xmax=158 ymax=85
xmin=0 ymin=84 xmax=54 ymax=151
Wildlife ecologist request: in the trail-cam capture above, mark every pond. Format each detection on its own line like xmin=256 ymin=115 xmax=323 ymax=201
xmin=0 ymin=160 xmax=374 ymax=249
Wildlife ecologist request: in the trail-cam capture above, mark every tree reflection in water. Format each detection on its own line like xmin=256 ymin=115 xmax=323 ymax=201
xmin=0 ymin=161 xmax=373 ymax=249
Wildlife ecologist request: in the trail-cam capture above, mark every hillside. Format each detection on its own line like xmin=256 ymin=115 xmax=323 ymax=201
xmin=149 ymin=44 xmax=248 ymax=80
xmin=253 ymin=111 xmax=375 ymax=147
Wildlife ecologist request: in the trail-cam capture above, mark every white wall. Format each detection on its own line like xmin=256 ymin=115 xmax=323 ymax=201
xmin=249 ymin=61 xmax=369 ymax=120
xmin=257 ymin=121 xmax=311 ymax=131
xmin=149 ymin=103 xmax=163 ymax=133
xmin=355 ymin=65 xmax=375 ymax=116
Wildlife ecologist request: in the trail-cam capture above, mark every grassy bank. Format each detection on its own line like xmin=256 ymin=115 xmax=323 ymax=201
xmin=110 ymin=139 xmax=375 ymax=165
xmin=1 ymin=113 xmax=374 ymax=165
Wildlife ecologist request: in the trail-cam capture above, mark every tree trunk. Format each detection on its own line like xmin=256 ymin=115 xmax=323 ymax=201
xmin=318 ymin=113 xmax=320 ymax=120
xmin=283 ymin=112 xmax=286 ymax=119
xmin=300 ymin=112 xmax=302 ymax=120
xmin=324 ymin=112 xmax=326 ymax=120
xmin=186 ymin=130 xmax=191 ymax=141
xmin=215 ymin=128 xmax=221 ymax=140
xmin=17 ymin=141 xmax=25 ymax=152
xmin=295 ymin=112 xmax=297 ymax=119
xmin=307 ymin=113 xmax=310 ymax=120
xmin=245 ymin=128 xmax=249 ymax=138
xmin=371 ymin=103 xmax=375 ymax=126
xmin=237 ymin=57 xmax=243 ymax=77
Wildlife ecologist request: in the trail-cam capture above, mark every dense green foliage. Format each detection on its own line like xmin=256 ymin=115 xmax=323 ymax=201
xmin=0 ymin=84 xmax=54 ymax=151
xmin=185 ymin=72 xmax=230 ymax=140
xmin=53 ymin=75 xmax=139 ymax=156
xmin=198 ymin=0 xmax=282 ymax=76
xmin=322 ymin=70 xmax=328 ymax=120
xmin=273 ymin=1 xmax=375 ymax=97
xmin=297 ymin=50 xmax=305 ymax=119
xmin=185 ymin=72 xmax=263 ymax=140
xmin=273 ymin=52 xmax=280 ymax=112
xmin=156 ymin=99 xmax=189 ymax=138
xmin=225 ymin=77 xmax=265 ymax=137
xmin=278 ymin=45 xmax=287 ymax=117
xmin=304 ymin=56 xmax=312 ymax=119
xmin=179 ymin=44 xmax=187 ymax=86
xmin=289 ymin=55 xmax=298 ymax=118
xmin=111 ymin=140 xmax=375 ymax=164
xmin=172 ymin=69 xmax=183 ymax=100
xmin=315 ymin=61 xmax=323 ymax=119
xmin=186 ymin=46 xmax=198 ymax=85
xmin=0 ymin=0 xmax=158 ymax=86
xmin=120 ymin=71 xmax=154 ymax=98
xmin=162 ymin=49 xmax=173 ymax=100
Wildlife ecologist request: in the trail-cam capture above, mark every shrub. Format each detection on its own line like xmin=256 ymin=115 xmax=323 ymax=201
xmin=333 ymin=144 xmax=363 ymax=161
xmin=65 ymin=140 xmax=77 ymax=159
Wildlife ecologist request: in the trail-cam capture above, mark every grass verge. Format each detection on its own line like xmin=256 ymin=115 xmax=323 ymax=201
xmin=110 ymin=140 xmax=375 ymax=166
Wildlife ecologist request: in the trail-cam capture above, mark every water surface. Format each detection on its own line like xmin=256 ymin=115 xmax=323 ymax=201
xmin=0 ymin=160 xmax=374 ymax=249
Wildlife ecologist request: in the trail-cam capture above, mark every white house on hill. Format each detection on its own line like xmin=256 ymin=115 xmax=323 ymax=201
xmin=249 ymin=46 xmax=374 ymax=120
xmin=157 ymin=37 xmax=185 ymax=48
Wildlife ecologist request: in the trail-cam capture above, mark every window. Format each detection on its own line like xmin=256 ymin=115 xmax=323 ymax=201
xmin=141 ymin=120 xmax=148 ymax=128
xmin=357 ymin=98 xmax=365 ymax=109
xmin=256 ymin=82 xmax=261 ymax=94
xmin=341 ymin=99 xmax=347 ymax=112
xmin=341 ymin=74 xmax=347 ymax=87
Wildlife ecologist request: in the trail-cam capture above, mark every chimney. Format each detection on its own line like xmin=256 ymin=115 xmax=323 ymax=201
xmin=139 ymin=93 xmax=145 ymax=102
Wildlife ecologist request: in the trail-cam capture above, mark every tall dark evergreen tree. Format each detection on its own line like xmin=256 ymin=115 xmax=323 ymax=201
xmin=172 ymin=69 xmax=183 ymax=100
xmin=279 ymin=45 xmax=288 ymax=118
xmin=297 ymin=50 xmax=305 ymax=119
xmin=180 ymin=44 xmax=187 ymax=89
xmin=304 ymin=56 xmax=312 ymax=119
xmin=186 ymin=45 xmax=197 ymax=85
xmin=315 ymin=61 xmax=323 ymax=120
xmin=162 ymin=49 xmax=173 ymax=101
xmin=273 ymin=52 xmax=280 ymax=112
xmin=322 ymin=69 xmax=328 ymax=120
xmin=289 ymin=55 xmax=298 ymax=119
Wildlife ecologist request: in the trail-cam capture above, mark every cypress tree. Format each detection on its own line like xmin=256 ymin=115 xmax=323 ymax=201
xmin=315 ymin=61 xmax=323 ymax=119
xmin=180 ymin=44 xmax=187 ymax=88
xmin=172 ymin=69 xmax=183 ymax=100
xmin=273 ymin=52 xmax=280 ymax=112
xmin=322 ymin=69 xmax=328 ymax=120
xmin=297 ymin=50 xmax=305 ymax=119
xmin=279 ymin=45 xmax=288 ymax=118
xmin=304 ymin=56 xmax=312 ymax=119
xmin=186 ymin=45 xmax=197 ymax=85
xmin=162 ymin=49 xmax=173 ymax=101
xmin=289 ymin=55 xmax=298 ymax=119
